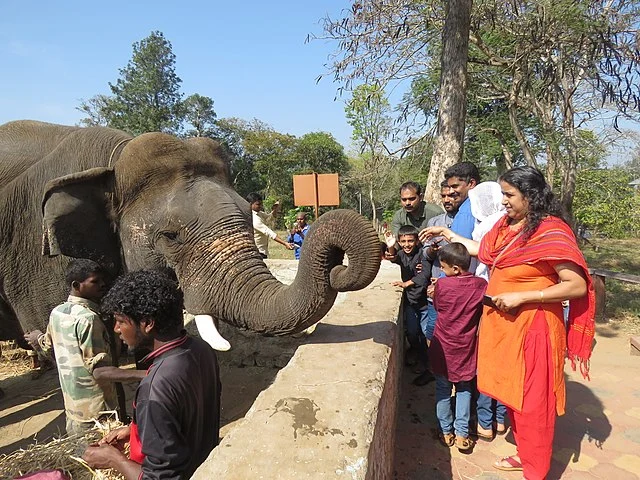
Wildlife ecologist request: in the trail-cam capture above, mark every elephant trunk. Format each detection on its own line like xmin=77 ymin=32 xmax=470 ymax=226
xmin=180 ymin=209 xmax=381 ymax=336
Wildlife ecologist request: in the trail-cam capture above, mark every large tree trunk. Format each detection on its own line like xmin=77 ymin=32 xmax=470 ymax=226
xmin=560 ymin=90 xmax=578 ymax=218
xmin=424 ymin=0 xmax=472 ymax=203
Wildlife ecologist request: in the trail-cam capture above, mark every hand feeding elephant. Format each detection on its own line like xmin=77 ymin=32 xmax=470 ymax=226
xmin=0 ymin=120 xmax=381 ymax=352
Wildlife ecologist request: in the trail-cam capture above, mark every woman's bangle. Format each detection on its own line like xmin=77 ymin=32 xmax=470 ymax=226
xmin=539 ymin=290 xmax=544 ymax=303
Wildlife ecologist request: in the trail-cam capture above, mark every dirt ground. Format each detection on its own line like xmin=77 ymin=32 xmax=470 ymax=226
xmin=0 ymin=343 xmax=279 ymax=459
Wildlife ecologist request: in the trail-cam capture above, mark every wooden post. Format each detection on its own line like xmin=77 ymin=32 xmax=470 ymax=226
xmin=592 ymin=273 xmax=606 ymax=323
xmin=313 ymin=172 xmax=319 ymax=221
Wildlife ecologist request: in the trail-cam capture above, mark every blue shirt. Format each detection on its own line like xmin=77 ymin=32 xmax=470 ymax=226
xmin=450 ymin=197 xmax=476 ymax=239
xmin=288 ymin=224 xmax=310 ymax=260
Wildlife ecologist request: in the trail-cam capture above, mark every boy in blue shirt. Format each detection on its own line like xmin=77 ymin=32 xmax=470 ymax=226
xmin=386 ymin=225 xmax=433 ymax=385
xmin=287 ymin=212 xmax=310 ymax=260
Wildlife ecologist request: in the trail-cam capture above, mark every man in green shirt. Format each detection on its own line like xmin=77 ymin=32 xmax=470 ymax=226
xmin=390 ymin=181 xmax=443 ymax=235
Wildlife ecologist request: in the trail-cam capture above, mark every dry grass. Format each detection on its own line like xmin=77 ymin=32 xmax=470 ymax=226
xmin=0 ymin=417 xmax=126 ymax=480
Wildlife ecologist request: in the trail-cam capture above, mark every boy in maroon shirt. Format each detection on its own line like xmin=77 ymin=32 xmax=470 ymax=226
xmin=428 ymin=243 xmax=487 ymax=451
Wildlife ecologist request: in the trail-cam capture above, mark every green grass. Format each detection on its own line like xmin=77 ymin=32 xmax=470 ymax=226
xmin=582 ymin=238 xmax=640 ymax=333
xmin=267 ymin=230 xmax=299 ymax=260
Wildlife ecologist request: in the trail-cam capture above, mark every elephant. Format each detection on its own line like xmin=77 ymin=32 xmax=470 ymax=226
xmin=0 ymin=120 xmax=381 ymax=351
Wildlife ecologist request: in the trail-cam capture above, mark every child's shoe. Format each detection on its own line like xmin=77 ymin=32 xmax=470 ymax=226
xmin=439 ymin=432 xmax=455 ymax=447
xmin=455 ymin=435 xmax=473 ymax=452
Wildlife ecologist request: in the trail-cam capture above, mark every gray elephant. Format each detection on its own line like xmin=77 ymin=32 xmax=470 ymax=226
xmin=0 ymin=120 xmax=381 ymax=350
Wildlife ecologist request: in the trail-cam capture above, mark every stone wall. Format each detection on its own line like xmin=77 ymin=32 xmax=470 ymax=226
xmin=192 ymin=261 xmax=403 ymax=479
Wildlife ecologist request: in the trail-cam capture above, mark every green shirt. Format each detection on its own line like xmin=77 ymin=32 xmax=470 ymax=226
xmin=40 ymin=295 xmax=116 ymax=423
xmin=391 ymin=201 xmax=444 ymax=235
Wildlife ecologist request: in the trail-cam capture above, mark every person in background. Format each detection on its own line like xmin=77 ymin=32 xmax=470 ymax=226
xmin=444 ymin=162 xmax=481 ymax=239
xmin=24 ymin=259 xmax=145 ymax=435
xmin=246 ymin=192 xmax=294 ymax=258
xmin=422 ymin=180 xmax=463 ymax=343
xmin=428 ymin=243 xmax=486 ymax=452
xmin=420 ymin=166 xmax=594 ymax=480
xmin=385 ymin=225 xmax=434 ymax=386
xmin=287 ymin=211 xmax=310 ymax=260
xmin=390 ymin=181 xmax=443 ymax=236
xmin=83 ymin=270 xmax=221 ymax=480
xmin=468 ymin=181 xmax=508 ymax=440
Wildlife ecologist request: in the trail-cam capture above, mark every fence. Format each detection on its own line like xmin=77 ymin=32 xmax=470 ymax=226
xmin=589 ymin=268 xmax=640 ymax=322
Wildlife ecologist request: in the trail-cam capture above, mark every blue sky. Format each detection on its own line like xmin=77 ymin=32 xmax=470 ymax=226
xmin=0 ymin=0 xmax=356 ymax=148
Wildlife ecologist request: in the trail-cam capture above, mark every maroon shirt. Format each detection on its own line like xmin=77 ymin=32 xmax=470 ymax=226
xmin=429 ymin=272 xmax=487 ymax=382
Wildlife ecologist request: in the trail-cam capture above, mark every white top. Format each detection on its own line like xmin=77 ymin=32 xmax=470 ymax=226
xmin=252 ymin=210 xmax=277 ymax=256
xmin=468 ymin=182 xmax=506 ymax=280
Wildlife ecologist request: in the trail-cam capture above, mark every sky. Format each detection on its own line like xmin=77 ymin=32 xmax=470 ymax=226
xmin=0 ymin=0 xmax=357 ymax=148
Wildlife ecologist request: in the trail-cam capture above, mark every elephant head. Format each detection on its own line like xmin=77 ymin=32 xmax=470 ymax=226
xmin=41 ymin=132 xmax=381 ymax=346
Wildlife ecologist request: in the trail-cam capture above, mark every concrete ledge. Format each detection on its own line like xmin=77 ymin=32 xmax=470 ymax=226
xmin=193 ymin=262 xmax=402 ymax=479
xmin=631 ymin=336 xmax=640 ymax=356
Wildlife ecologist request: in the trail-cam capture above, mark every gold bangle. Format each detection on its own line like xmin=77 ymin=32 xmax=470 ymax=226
xmin=540 ymin=290 xmax=544 ymax=303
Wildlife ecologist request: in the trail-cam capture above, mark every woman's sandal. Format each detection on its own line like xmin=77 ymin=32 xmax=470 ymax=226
xmin=476 ymin=424 xmax=494 ymax=441
xmin=455 ymin=435 xmax=473 ymax=452
xmin=495 ymin=423 xmax=507 ymax=435
xmin=493 ymin=455 xmax=523 ymax=472
xmin=439 ymin=432 xmax=455 ymax=448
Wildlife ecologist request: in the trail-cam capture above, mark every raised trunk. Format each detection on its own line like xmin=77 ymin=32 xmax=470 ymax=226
xmin=181 ymin=209 xmax=381 ymax=335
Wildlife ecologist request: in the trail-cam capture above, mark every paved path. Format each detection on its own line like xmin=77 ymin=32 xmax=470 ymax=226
xmin=394 ymin=327 xmax=640 ymax=479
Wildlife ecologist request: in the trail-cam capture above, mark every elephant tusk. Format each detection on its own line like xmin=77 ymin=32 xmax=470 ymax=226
xmin=194 ymin=314 xmax=231 ymax=351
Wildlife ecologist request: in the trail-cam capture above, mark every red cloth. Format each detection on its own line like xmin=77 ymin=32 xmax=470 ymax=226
xmin=129 ymin=419 xmax=145 ymax=464
xmin=478 ymin=215 xmax=595 ymax=378
xmin=430 ymin=272 xmax=487 ymax=382
xmin=507 ymin=311 xmax=556 ymax=480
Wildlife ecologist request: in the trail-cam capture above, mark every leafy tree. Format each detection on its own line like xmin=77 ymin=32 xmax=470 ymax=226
xmin=77 ymin=94 xmax=110 ymax=127
xmin=78 ymin=31 xmax=184 ymax=136
xmin=182 ymin=94 xmax=217 ymax=137
xmin=108 ymin=31 xmax=183 ymax=135
xmin=293 ymin=132 xmax=350 ymax=174
xmin=573 ymin=168 xmax=640 ymax=238
xmin=245 ymin=126 xmax=297 ymax=202
xmin=345 ymin=84 xmax=393 ymax=222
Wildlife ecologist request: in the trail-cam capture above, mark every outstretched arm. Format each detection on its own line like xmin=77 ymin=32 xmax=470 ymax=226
xmin=93 ymin=366 xmax=147 ymax=384
xmin=419 ymin=226 xmax=480 ymax=256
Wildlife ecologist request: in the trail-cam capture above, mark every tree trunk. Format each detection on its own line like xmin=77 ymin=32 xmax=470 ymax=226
xmin=369 ymin=182 xmax=377 ymax=223
xmin=560 ymin=89 xmax=578 ymax=218
xmin=424 ymin=0 xmax=472 ymax=203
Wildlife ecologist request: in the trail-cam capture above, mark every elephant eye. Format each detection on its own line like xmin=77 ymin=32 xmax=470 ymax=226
xmin=160 ymin=231 xmax=179 ymax=242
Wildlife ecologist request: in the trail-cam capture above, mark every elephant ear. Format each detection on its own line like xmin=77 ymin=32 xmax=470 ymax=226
xmin=42 ymin=167 xmax=121 ymax=274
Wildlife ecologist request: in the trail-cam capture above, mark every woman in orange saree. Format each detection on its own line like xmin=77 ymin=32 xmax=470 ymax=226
xmin=421 ymin=166 xmax=595 ymax=480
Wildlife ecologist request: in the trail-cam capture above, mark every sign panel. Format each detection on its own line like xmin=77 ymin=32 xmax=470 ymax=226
xmin=293 ymin=173 xmax=340 ymax=206
xmin=317 ymin=173 xmax=340 ymax=206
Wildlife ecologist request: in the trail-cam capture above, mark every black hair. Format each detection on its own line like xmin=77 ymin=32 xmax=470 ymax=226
xmin=101 ymin=270 xmax=184 ymax=337
xmin=438 ymin=243 xmax=471 ymax=271
xmin=399 ymin=181 xmax=422 ymax=196
xmin=245 ymin=192 xmax=263 ymax=204
xmin=499 ymin=166 xmax=568 ymax=239
xmin=440 ymin=179 xmax=450 ymax=188
xmin=444 ymin=162 xmax=481 ymax=184
xmin=397 ymin=225 xmax=419 ymax=239
xmin=65 ymin=259 xmax=107 ymax=287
